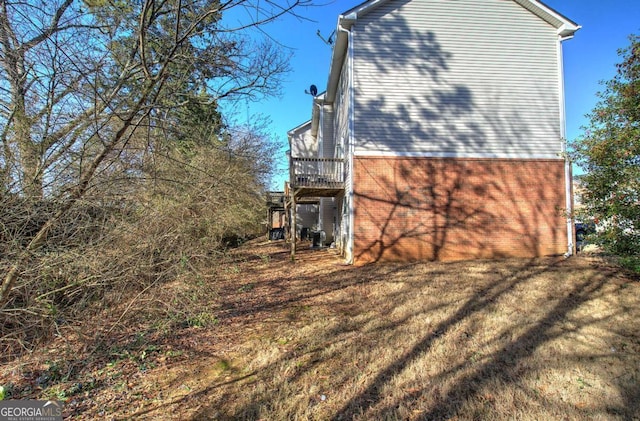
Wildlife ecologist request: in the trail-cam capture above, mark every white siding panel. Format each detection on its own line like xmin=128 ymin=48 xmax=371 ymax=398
xmin=296 ymin=204 xmax=318 ymax=233
xmin=322 ymin=106 xmax=335 ymax=158
xmin=334 ymin=56 xmax=350 ymax=159
xmin=320 ymin=197 xmax=335 ymax=243
xmin=290 ymin=124 xmax=317 ymax=158
xmin=333 ymin=49 xmax=355 ymax=261
xmin=352 ymin=0 xmax=563 ymax=158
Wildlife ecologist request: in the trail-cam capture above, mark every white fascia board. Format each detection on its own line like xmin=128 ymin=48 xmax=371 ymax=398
xmin=515 ymin=0 xmax=581 ymax=36
xmin=326 ymin=1 xmax=387 ymax=103
xmin=347 ymin=0 xmax=581 ymax=37
xmin=557 ymin=24 xmax=581 ymax=38
xmin=325 ymin=0 xmax=579 ymax=99
xmin=343 ymin=0 xmax=580 ymax=37
xmin=342 ymin=0 xmax=389 ymax=18
xmin=325 ymin=18 xmax=352 ymax=103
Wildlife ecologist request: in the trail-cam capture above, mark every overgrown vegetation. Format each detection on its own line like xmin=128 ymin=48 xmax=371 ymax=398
xmin=571 ymin=33 xmax=639 ymax=270
xmin=0 ymin=0 xmax=311 ymax=356
xmin=1 ymin=242 xmax=638 ymax=419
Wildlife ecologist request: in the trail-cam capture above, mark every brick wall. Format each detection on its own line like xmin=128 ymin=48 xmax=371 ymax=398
xmin=353 ymin=157 xmax=568 ymax=264
xmin=270 ymin=210 xmax=285 ymax=229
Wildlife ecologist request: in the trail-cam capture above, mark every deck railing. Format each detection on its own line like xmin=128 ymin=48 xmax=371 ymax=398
xmin=290 ymin=157 xmax=344 ymax=188
xmin=266 ymin=191 xmax=285 ymax=207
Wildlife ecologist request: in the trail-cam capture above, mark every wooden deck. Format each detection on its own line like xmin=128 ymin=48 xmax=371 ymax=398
xmin=286 ymin=157 xmax=346 ymax=259
xmin=290 ymin=157 xmax=344 ymax=192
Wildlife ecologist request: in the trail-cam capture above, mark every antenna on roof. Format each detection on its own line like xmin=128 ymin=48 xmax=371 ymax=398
xmin=305 ymin=84 xmax=318 ymax=97
xmin=316 ymin=29 xmax=335 ymax=46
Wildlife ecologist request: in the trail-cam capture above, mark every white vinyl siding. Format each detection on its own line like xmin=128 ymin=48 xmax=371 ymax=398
xmin=289 ymin=123 xmax=316 ymax=158
xmin=296 ymin=204 xmax=318 ymax=233
xmin=334 ymin=49 xmax=353 ymax=204
xmin=319 ymin=197 xmax=335 ymax=243
xmin=289 ymin=123 xmax=319 ymax=181
xmin=321 ymin=106 xmax=335 ymax=158
xmin=319 ymin=105 xmax=336 ymax=243
xmin=333 ymin=50 xmax=353 ymax=260
xmin=352 ymin=0 xmax=562 ymax=158
xmin=334 ymin=56 xmax=350 ymax=160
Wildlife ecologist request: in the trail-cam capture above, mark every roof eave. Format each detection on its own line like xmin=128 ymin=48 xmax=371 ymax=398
xmin=325 ymin=15 xmax=355 ymax=103
xmin=558 ymin=23 xmax=582 ymax=38
xmin=514 ymin=0 xmax=581 ymax=36
xmin=320 ymin=0 xmax=579 ymax=116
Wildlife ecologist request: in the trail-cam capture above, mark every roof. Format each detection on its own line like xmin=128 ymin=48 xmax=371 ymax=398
xmin=324 ymin=0 xmax=581 ymax=102
xmin=341 ymin=0 xmax=579 ymax=32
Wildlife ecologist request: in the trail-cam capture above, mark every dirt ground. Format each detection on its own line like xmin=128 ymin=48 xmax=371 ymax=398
xmin=1 ymin=239 xmax=639 ymax=420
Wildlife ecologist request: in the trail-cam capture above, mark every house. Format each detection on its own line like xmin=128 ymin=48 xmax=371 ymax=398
xmin=266 ymin=191 xmax=286 ymax=239
xmin=286 ymin=0 xmax=580 ymax=264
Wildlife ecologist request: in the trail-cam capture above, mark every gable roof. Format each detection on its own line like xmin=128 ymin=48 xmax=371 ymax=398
xmin=342 ymin=0 xmax=579 ymax=34
xmin=324 ymin=0 xmax=580 ymax=102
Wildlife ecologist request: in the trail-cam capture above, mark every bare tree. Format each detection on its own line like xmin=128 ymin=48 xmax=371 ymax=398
xmin=0 ymin=0 xmax=312 ymax=305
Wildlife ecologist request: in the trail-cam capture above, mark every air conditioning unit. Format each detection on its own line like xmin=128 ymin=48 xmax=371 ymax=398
xmin=311 ymin=230 xmax=326 ymax=248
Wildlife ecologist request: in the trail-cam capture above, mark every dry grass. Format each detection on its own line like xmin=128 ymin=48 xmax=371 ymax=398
xmin=1 ymin=240 xmax=639 ymax=420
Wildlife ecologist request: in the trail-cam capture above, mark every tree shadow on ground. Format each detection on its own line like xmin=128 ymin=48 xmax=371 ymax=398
xmin=331 ymin=262 xmax=616 ymax=420
xmin=181 ymin=248 xmax=639 ymax=421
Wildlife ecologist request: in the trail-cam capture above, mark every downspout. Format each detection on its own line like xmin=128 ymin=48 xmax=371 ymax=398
xmin=315 ymin=98 xmax=325 ymax=159
xmin=338 ymin=19 xmax=355 ymax=264
xmin=317 ymin=101 xmax=324 ymax=232
xmin=558 ymin=34 xmax=574 ymax=257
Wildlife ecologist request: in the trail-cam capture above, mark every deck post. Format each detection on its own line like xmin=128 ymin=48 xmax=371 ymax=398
xmin=290 ymin=192 xmax=297 ymax=260
xmin=284 ymin=198 xmax=289 ymax=240
xmin=266 ymin=207 xmax=271 ymax=240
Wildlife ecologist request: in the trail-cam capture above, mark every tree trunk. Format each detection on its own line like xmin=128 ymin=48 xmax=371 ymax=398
xmin=15 ymin=106 xmax=43 ymax=198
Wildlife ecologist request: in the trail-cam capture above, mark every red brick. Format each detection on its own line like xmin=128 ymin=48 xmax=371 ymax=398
xmin=352 ymin=157 xmax=568 ymax=264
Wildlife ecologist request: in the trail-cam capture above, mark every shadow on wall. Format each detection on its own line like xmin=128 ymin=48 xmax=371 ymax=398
xmin=353 ymin=157 xmax=567 ymax=264
xmin=356 ymin=0 xmax=452 ymax=83
xmin=349 ymin=11 xmax=566 ymax=263
xmin=354 ymin=6 xmax=559 ymax=156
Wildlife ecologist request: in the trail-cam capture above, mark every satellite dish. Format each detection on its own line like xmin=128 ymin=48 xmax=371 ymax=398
xmin=305 ymin=84 xmax=318 ymax=97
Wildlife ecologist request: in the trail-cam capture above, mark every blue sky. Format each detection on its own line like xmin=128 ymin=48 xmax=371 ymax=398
xmin=227 ymin=1 xmax=640 ymax=190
